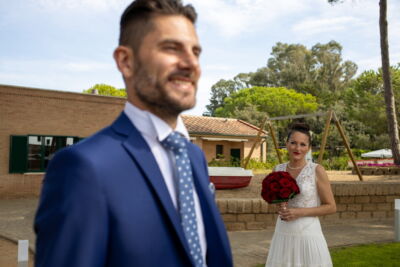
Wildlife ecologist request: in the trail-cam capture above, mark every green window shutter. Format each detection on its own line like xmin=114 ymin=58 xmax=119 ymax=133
xmin=73 ymin=137 xmax=83 ymax=144
xmin=9 ymin=136 xmax=28 ymax=173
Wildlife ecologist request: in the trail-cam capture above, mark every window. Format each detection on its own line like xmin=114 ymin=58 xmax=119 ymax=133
xmin=216 ymin=144 xmax=224 ymax=159
xmin=9 ymin=135 xmax=81 ymax=173
xmin=230 ymin=148 xmax=241 ymax=166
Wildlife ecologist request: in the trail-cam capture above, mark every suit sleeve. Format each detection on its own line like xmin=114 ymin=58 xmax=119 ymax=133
xmin=34 ymin=148 xmax=109 ymax=267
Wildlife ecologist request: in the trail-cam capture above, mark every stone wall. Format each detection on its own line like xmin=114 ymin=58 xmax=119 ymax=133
xmin=216 ymin=182 xmax=400 ymax=231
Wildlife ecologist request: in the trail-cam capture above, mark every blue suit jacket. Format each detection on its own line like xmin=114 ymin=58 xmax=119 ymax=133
xmin=34 ymin=113 xmax=233 ymax=267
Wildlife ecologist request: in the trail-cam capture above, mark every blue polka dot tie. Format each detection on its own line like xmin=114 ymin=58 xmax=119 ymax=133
xmin=161 ymin=132 xmax=204 ymax=267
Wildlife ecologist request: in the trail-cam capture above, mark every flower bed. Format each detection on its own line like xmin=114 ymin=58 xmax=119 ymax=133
xmin=357 ymin=163 xmax=397 ymax=167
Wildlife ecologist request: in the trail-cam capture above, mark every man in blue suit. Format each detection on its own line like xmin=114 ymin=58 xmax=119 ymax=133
xmin=34 ymin=0 xmax=233 ymax=266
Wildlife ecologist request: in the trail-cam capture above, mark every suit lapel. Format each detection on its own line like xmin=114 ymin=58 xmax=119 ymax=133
xmin=111 ymin=113 xmax=192 ymax=259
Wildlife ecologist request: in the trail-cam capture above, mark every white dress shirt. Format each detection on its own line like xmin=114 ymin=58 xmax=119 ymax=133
xmin=123 ymin=102 xmax=207 ymax=263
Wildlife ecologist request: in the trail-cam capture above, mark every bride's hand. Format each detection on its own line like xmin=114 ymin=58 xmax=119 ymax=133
xmin=277 ymin=202 xmax=289 ymax=212
xmin=278 ymin=203 xmax=299 ymax=221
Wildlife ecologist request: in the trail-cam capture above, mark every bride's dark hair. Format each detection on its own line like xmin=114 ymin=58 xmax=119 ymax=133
xmin=286 ymin=123 xmax=311 ymax=143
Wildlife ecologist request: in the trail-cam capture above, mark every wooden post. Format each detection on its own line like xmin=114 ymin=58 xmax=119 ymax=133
xmin=260 ymin=139 xmax=267 ymax=162
xmin=318 ymin=111 xmax=333 ymax=164
xmin=332 ymin=112 xmax=363 ymax=181
xmin=267 ymin=121 xmax=283 ymax=164
xmin=242 ymin=116 xmax=268 ymax=169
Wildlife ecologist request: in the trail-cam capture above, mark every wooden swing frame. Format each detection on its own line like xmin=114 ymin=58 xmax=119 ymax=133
xmin=242 ymin=110 xmax=364 ymax=181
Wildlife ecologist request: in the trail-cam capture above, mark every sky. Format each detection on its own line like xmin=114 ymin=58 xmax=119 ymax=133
xmin=1 ymin=0 xmax=399 ymax=116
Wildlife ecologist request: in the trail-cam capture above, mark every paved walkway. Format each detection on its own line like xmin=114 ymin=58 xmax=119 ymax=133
xmin=0 ymin=198 xmax=395 ymax=267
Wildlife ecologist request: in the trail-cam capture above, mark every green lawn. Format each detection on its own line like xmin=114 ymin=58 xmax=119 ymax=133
xmin=254 ymin=243 xmax=400 ymax=267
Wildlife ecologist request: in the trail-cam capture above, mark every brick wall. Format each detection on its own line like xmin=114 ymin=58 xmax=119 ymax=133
xmin=216 ymin=182 xmax=400 ymax=231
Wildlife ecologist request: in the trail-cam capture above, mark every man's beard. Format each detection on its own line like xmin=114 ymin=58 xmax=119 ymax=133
xmin=133 ymin=60 xmax=196 ymax=117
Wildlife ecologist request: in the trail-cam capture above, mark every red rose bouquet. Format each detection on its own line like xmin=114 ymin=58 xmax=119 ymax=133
xmin=261 ymin=171 xmax=300 ymax=204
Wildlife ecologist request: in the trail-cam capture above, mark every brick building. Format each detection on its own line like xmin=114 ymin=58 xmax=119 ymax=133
xmin=183 ymin=116 xmax=267 ymax=164
xmin=0 ymin=84 xmax=266 ymax=198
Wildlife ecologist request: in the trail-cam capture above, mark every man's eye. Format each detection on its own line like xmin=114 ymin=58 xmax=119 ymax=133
xmin=164 ymin=46 xmax=178 ymax=51
xmin=193 ymin=49 xmax=201 ymax=57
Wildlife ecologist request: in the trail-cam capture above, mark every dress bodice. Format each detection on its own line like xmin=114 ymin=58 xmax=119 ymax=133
xmin=275 ymin=162 xmax=320 ymax=208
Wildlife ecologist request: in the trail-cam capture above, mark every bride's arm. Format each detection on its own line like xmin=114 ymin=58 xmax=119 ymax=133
xmin=279 ymin=164 xmax=336 ymax=221
xmin=315 ymin=164 xmax=337 ymax=214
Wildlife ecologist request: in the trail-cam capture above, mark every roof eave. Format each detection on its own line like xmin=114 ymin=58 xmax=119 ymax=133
xmin=188 ymin=132 xmax=267 ymax=138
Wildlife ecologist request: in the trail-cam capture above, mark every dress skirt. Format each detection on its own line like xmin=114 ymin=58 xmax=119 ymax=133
xmin=265 ymin=216 xmax=332 ymax=267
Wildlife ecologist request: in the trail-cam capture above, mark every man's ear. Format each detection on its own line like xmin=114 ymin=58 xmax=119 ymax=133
xmin=113 ymin=46 xmax=135 ymax=79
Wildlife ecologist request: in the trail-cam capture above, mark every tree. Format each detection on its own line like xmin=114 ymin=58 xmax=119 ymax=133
xmin=328 ymin=0 xmax=400 ymax=164
xmin=205 ymin=73 xmax=250 ymax=116
xmin=207 ymin=40 xmax=357 ymax=113
xmin=311 ymin=42 xmax=357 ymax=94
xmin=83 ymin=84 xmax=127 ymax=97
xmin=343 ymin=70 xmax=389 ymax=149
xmin=262 ymin=41 xmax=357 ymax=107
xmin=379 ymin=0 xmax=400 ymax=164
xmin=262 ymin=43 xmax=314 ymax=93
xmin=214 ymin=86 xmax=318 ymax=125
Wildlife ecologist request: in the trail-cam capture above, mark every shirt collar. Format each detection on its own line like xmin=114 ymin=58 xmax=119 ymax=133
xmin=124 ymin=101 xmax=190 ymax=142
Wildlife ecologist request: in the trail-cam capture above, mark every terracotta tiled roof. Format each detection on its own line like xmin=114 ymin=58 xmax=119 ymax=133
xmin=182 ymin=115 xmax=267 ymax=137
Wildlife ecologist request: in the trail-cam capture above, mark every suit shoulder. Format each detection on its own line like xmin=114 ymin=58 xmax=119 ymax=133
xmin=187 ymin=141 xmax=202 ymax=153
xmin=187 ymin=142 xmax=207 ymax=161
xmin=47 ymin=126 xmax=118 ymax=169
xmin=69 ymin=126 xmax=117 ymax=152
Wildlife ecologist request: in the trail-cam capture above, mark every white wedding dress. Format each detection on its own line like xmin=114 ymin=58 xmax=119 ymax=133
xmin=265 ymin=162 xmax=332 ymax=267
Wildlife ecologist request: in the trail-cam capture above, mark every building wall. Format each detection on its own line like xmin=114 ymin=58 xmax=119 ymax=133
xmin=192 ymin=136 xmax=266 ymax=163
xmin=0 ymin=85 xmax=125 ymax=198
xmin=243 ymin=139 xmax=267 ymax=163
xmin=191 ymin=137 xmax=203 ymax=149
xmin=204 ymin=140 xmax=243 ymax=162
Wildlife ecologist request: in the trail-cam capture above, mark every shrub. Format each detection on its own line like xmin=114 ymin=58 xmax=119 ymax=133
xmin=208 ymin=157 xmax=276 ymax=171
xmin=321 ymin=156 xmax=350 ymax=170
xmin=351 ymin=148 xmax=368 ymax=158
xmin=208 ymin=158 xmax=237 ymax=167
xmin=244 ymin=158 xmax=274 ymax=170
xmin=312 ymin=151 xmax=328 ymax=161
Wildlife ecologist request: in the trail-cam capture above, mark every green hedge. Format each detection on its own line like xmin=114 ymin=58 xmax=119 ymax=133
xmin=208 ymin=152 xmax=354 ymax=171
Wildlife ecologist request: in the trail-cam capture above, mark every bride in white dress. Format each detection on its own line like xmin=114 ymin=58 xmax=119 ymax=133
xmin=265 ymin=123 xmax=336 ymax=267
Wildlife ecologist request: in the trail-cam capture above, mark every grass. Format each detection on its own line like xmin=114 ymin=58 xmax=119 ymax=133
xmin=254 ymin=243 xmax=400 ymax=267
xmin=330 ymin=243 xmax=400 ymax=266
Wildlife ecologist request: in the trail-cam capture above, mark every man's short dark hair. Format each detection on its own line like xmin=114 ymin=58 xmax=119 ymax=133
xmin=119 ymin=0 xmax=197 ymax=51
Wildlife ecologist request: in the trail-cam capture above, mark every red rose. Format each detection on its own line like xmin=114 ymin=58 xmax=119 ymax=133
xmin=269 ymin=181 xmax=280 ymax=192
xmin=261 ymin=171 xmax=300 ymax=204
xmin=279 ymin=187 xmax=291 ymax=198
xmin=261 ymin=191 xmax=277 ymax=203
xmin=291 ymin=183 xmax=300 ymax=193
xmin=279 ymin=178 xmax=291 ymax=188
